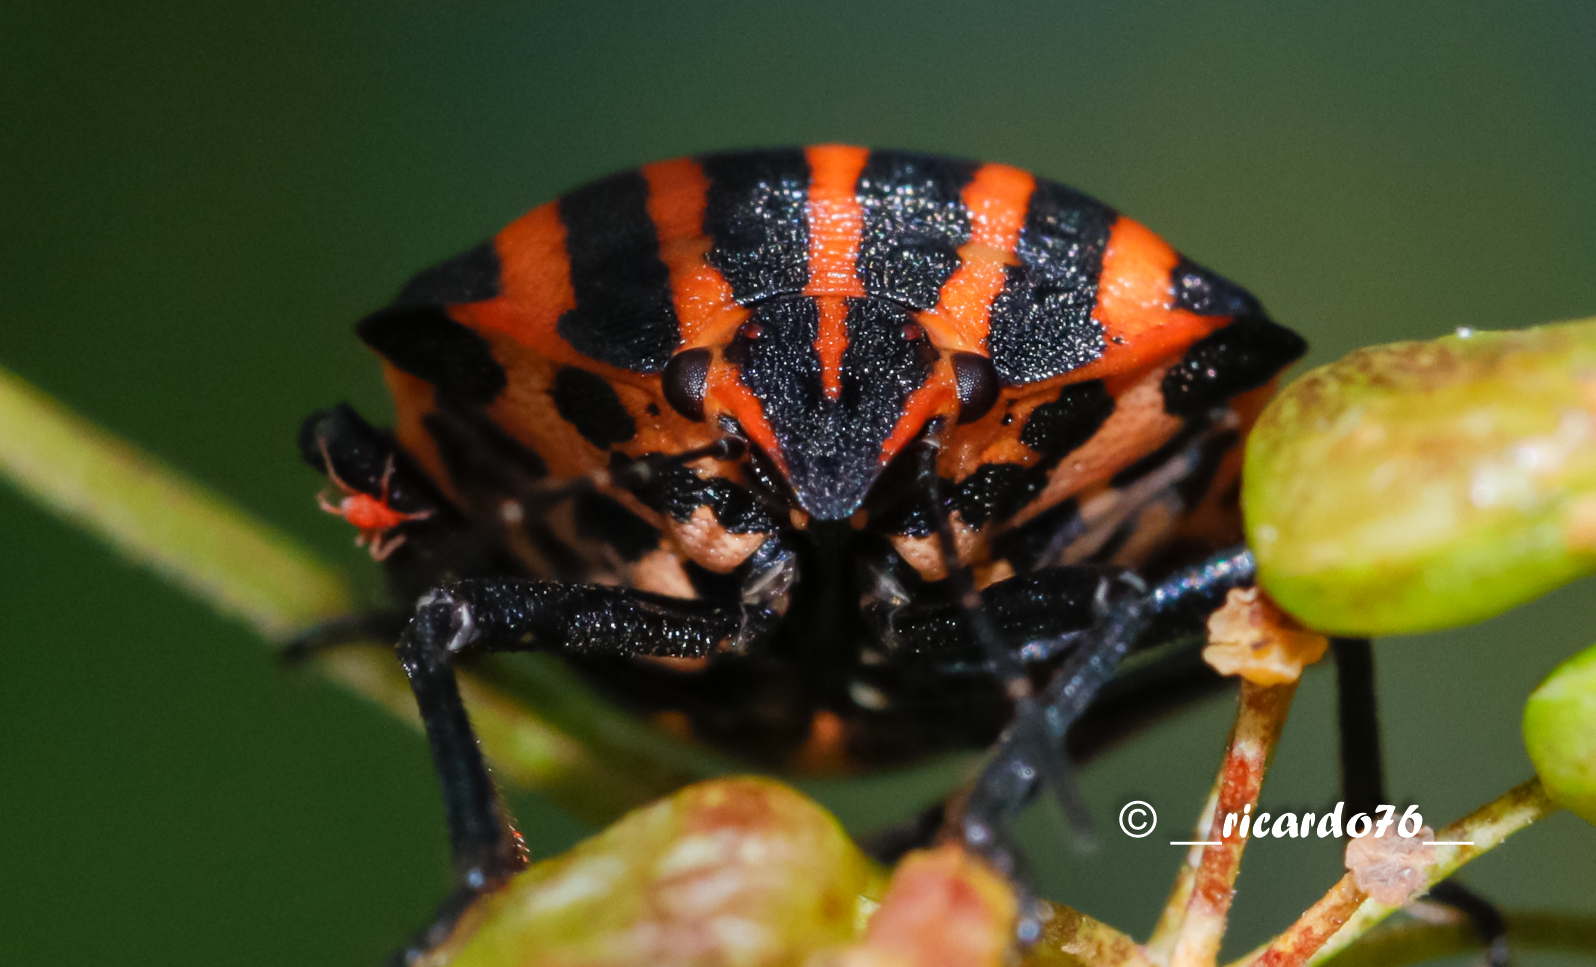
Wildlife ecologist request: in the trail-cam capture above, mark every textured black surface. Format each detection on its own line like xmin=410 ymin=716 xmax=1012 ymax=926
xmin=1160 ymin=314 xmax=1308 ymax=419
xmin=1170 ymin=255 xmax=1264 ymax=318
xmin=356 ymin=304 xmax=507 ymax=405
xmin=618 ymin=452 xmax=778 ymax=533
xmin=952 ymin=352 xmax=999 ymax=424
xmin=884 ymin=564 xmax=1103 ymax=658
xmin=730 ymin=296 xmax=934 ymax=520
xmin=550 ymin=366 xmax=637 ymax=448
xmin=855 ymin=150 xmax=976 ymax=309
xmin=555 ymin=169 xmax=681 ymax=373
xmin=1020 ymin=378 xmax=1117 ymax=455
xmin=701 ymin=149 xmax=811 ymax=304
xmin=986 ymin=182 xmax=1114 ymax=384
xmin=951 ymin=462 xmax=1033 ymax=529
xmin=395 ymin=241 xmax=502 ymax=307
xmin=989 ymin=497 xmax=1081 ymax=571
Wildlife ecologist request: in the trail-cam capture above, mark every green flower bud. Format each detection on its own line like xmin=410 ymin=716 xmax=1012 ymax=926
xmin=1524 ymin=643 xmax=1596 ymax=826
xmin=446 ymin=778 xmax=879 ymax=966
xmin=1245 ymin=318 xmax=1596 ymax=635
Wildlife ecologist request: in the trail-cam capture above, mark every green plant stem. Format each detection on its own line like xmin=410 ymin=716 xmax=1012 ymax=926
xmin=1227 ymin=779 xmax=1558 ymax=967
xmin=1146 ymin=779 xmax=1222 ymax=963
xmin=0 ymin=364 xmax=703 ymax=819
xmin=0 ymin=365 xmax=352 ymax=640
xmin=1310 ymin=778 xmax=1557 ymax=965
xmin=1036 ymin=903 xmax=1156 ymax=967
xmin=1171 ymin=681 xmax=1299 ymax=967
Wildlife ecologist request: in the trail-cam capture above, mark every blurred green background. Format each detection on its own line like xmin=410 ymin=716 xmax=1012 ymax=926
xmin=3 ymin=1 xmax=1594 ymax=964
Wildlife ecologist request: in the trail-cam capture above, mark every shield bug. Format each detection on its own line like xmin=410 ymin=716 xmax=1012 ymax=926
xmin=300 ymin=145 xmax=1306 ymax=957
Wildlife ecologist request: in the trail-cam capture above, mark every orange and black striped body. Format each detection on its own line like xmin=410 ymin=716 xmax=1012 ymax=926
xmin=311 ymin=146 xmax=1305 ymax=769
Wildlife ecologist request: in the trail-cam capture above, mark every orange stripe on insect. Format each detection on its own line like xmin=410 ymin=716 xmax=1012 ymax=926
xmin=920 ymin=162 xmax=1034 ymax=350
xmin=468 ymin=203 xmax=577 ymax=359
xmin=382 ymin=364 xmax=460 ymax=508
xmin=814 ymin=296 xmax=850 ymax=400
xmin=705 ymin=358 xmax=784 ymax=473
xmin=804 ymin=146 xmax=868 ymax=399
xmin=802 ymin=145 xmax=869 ymax=299
xmin=878 ymin=361 xmax=960 ymax=469
xmin=641 ymin=158 xmax=746 ymax=346
xmin=1066 ymin=216 xmax=1226 ymax=383
xmin=1013 ymin=361 xmax=1183 ymax=526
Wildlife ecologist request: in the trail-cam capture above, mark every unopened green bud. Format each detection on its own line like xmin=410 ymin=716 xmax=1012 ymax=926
xmin=1524 ymin=643 xmax=1596 ymax=826
xmin=446 ymin=778 xmax=879 ymax=967
xmin=1245 ymin=318 xmax=1596 ymax=635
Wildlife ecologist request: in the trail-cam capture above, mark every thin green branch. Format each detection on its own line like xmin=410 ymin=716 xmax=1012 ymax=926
xmin=0 ymin=365 xmax=707 ymax=820
xmin=0 ymin=365 xmax=352 ymax=640
xmin=1172 ymin=680 xmax=1300 ymax=967
xmin=1035 ymin=903 xmax=1156 ymax=967
xmin=1226 ymin=779 xmax=1558 ymax=967
xmin=1304 ymin=778 xmax=1558 ymax=967
xmin=1146 ymin=780 xmax=1222 ymax=964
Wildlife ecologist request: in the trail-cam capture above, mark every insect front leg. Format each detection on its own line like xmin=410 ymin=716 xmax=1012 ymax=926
xmin=388 ymin=577 xmax=763 ymax=964
xmin=855 ymin=550 xmax=1239 ymax=863
xmin=951 ymin=548 xmax=1257 ymax=876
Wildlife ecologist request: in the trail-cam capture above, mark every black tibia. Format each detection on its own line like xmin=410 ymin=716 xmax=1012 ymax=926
xmin=1426 ymin=880 xmax=1510 ymax=967
xmin=924 ymin=423 xmax=1102 ymax=849
xmin=386 ymin=596 xmax=519 ymax=966
xmin=951 ymin=547 xmax=1257 ymax=871
xmin=388 ymin=578 xmax=750 ymax=963
xmin=860 ymin=620 xmax=1233 ymax=863
xmin=1332 ymin=637 xmax=1385 ymax=818
xmin=398 ymin=597 xmax=521 ymax=882
xmin=1332 ymin=638 xmax=1511 ymax=967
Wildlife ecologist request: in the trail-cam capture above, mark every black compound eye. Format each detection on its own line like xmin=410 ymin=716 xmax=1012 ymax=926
xmin=662 ymin=348 xmax=712 ymax=421
xmin=952 ymin=352 xmax=1000 ymax=424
